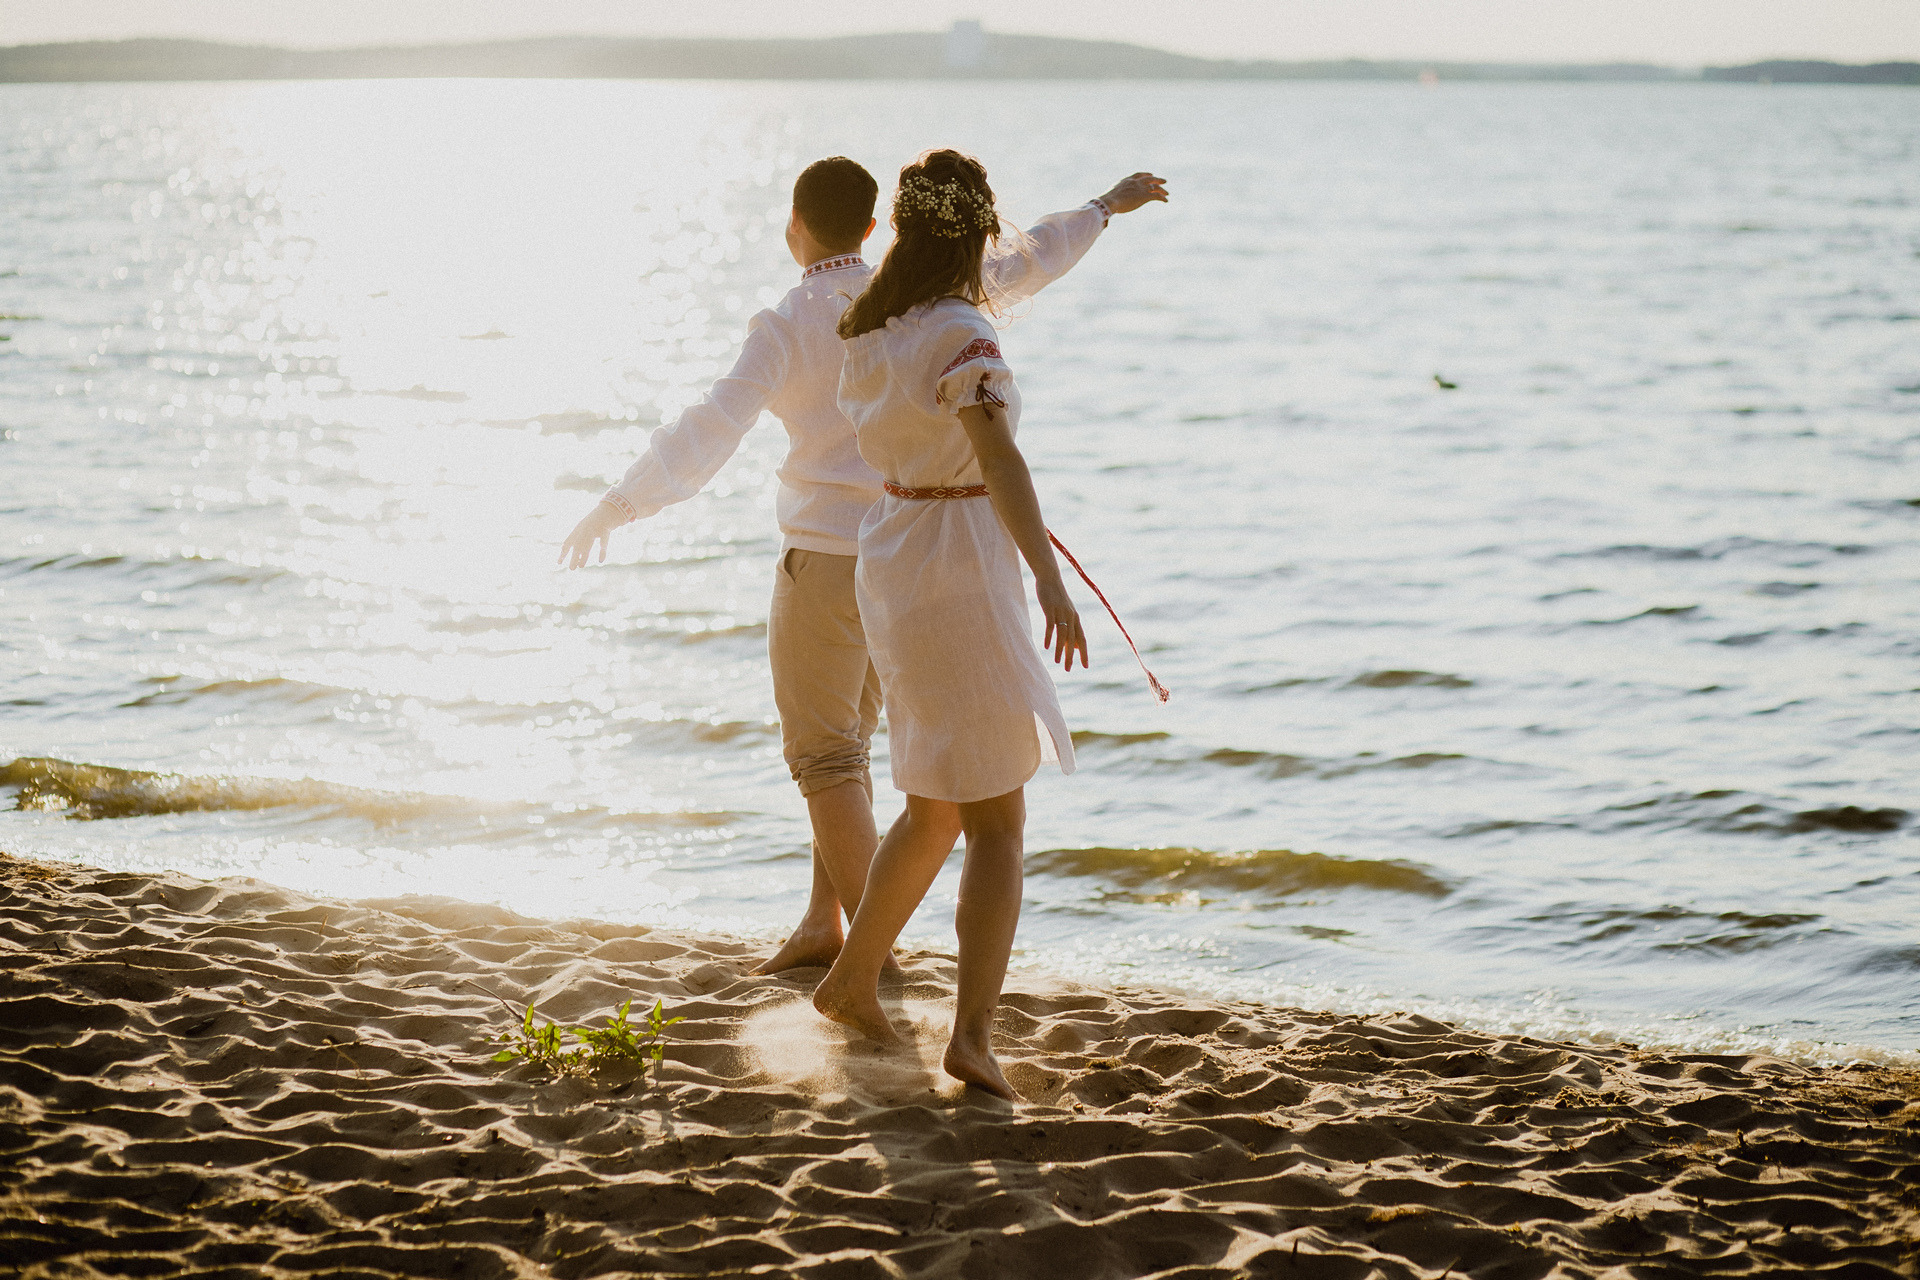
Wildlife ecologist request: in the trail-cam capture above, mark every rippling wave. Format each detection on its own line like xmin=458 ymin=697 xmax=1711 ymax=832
xmin=1 ymin=757 xmax=735 ymax=829
xmin=1026 ymin=846 xmax=1453 ymax=899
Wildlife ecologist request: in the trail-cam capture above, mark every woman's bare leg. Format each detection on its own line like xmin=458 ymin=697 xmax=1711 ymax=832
xmin=943 ymin=787 xmax=1025 ymax=1099
xmin=813 ymin=795 xmax=963 ymax=1042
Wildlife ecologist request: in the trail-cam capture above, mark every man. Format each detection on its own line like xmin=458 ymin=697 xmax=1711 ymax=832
xmin=560 ymin=155 xmax=1167 ymax=973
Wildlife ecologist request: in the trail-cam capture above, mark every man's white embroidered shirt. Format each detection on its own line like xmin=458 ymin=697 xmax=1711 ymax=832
xmin=601 ymin=202 xmax=1110 ymax=557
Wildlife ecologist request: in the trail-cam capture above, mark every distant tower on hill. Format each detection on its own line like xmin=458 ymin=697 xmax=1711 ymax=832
xmin=944 ymin=19 xmax=986 ymax=71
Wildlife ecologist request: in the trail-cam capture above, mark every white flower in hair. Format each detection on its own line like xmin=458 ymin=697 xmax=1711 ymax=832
xmin=894 ymin=175 xmax=997 ymax=238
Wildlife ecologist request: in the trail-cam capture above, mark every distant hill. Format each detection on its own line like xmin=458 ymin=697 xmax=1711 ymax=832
xmin=1704 ymin=60 xmax=1920 ymax=85
xmin=4 ymin=36 xmax=1912 ymax=86
xmin=0 ymin=34 xmax=1694 ymax=83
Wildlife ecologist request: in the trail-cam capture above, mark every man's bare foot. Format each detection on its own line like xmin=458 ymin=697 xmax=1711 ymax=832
xmin=753 ymin=931 xmax=907 ymax=977
xmin=813 ymin=968 xmax=901 ymax=1045
xmin=943 ymin=1029 xmax=1015 ymax=1100
xmin=751 ymin=924 xmax=843 ymax=975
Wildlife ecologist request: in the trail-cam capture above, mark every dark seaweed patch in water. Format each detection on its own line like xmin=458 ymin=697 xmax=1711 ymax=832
xmin=119 ymin=676 xmax=343 ymax=709
xmin=1201 ymin=748 xmax=1315 ymax=779
xmin=1532 ymin=904 xmax=1822 ymax=953
xmin=1572 ymin=545 xmax=1715 ymax=561
xmin=1346 ymin=670 xmax=1473 ymax=689
xmin=1318 ymin=752 xmax=1467 ymax=779
xmin=1855 ymin=945 xmax=1920 ymax=973
xmin=1229 ymin=677 xmax=1330 ymax=694
xmin=1849 ymin=497 xmax=1920 ymax=514
xmin=1071 ymin=730 xmax=1173 ymax=749
xmin=1443 ymin=818 xmax=1579 ymax=837
xmin=0 ymin=551 xmax=288 ymax=589
xmin=1078 ymin=737 xmax=1486 ymax=784
xmin=1560 ymin=537 xmax=1872 ymax=563
xmin=1027 ymin=846 xmax=1451 ymax=899
xmin=1584 ymin=605 xmax=1699 ymax=625
xmin=1599 ymin=791 xmax=1907 ymax=836
xmin=1654 ymin=922 xmax=1823 ymax=954
xmin=1186 ymin=747 xmax=1470 ymax=782
xmin=1788 ymin=806 xmax=1908 ymax=834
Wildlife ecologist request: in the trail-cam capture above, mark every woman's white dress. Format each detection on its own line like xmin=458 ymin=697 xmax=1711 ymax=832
xmin=838 ymin=298 xmax=1076 ymax=804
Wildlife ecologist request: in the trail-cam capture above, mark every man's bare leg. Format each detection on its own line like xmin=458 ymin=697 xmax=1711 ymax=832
xmin=813 ymin=795 xmax=963 ymax=1042
xmin=753 ymin=779 xmax=882 ymax=974
xmin=942 ymin=788 xmax=1024 ymax=1100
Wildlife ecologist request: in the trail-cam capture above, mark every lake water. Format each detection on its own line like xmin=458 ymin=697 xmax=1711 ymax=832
xmin=3 ymin=78 xmax=1916 ymax=1064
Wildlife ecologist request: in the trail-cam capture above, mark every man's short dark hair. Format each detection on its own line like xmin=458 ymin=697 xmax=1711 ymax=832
xmin=793 ymin=156 xmax=878 ymax=247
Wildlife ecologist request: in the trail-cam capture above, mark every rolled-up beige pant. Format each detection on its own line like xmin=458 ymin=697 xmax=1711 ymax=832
xmin=769 ymin=548 xmax=883 ymax=797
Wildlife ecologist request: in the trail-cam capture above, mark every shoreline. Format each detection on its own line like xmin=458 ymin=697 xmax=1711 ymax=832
xmin=3 ymin=850 xmax=1916 ymax=1278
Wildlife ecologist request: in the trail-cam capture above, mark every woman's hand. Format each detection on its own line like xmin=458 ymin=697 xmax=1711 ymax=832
xmin=957 ymin=400 xmax=1093 ymax=674
xmin=1096 ymin=172 xmax=1169 ymax=215
xmin=1036 ymin=576 xmax=1089 ymax=672
xmin=559 ymin=501 xmax=626 ymax=569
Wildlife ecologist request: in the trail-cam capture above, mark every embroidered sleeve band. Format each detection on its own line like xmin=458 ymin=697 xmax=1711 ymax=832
xmin=939 ymin=338 xmax=1002 ymax=379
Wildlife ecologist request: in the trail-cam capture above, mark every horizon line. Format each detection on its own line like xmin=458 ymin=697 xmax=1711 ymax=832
xmin=4 ymin=32 xmax=1914 ymax=71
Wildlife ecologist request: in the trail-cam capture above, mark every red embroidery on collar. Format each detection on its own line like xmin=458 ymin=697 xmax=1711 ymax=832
xmin=803 ymin=254 xmax=865 ymax=279
xmin=939 ymin=338 xmax=1002 ymax=378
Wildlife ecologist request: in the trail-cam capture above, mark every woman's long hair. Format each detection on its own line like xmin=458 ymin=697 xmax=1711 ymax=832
xmin=837 ymin=149 xmax=999 ymax=340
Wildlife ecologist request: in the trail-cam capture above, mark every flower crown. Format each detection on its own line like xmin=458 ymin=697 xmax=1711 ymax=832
xmin=893 ymin=174 xmax=998 ymax=239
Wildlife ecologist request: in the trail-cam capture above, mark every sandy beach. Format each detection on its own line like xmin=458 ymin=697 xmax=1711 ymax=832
xmin=1 ymin=849 xmax=1914 ymax=1279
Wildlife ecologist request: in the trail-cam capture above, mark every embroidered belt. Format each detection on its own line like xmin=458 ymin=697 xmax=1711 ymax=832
xmin=883 ymin=482 xmax=988 ymax=500
xmin=878 ymin=481 xmax=1170 ymax=703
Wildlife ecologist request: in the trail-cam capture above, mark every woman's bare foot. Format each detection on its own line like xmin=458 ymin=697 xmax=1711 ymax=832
xmin=751 ymin=924 xmax=843 ymax=975
xmin=943 ymin=1028 xmax=1015 ymax=1100
xmin=812 ymin=968 xmax=901 ymax=1045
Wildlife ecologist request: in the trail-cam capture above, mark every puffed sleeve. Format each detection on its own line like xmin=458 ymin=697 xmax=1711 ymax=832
xmin=932 ymin=332 xmax=1013 ymax=414
xmin=600 ymin=308 xmax=789 ymax=522
xmin=983 ymin=201 xmax=1108 ymax=304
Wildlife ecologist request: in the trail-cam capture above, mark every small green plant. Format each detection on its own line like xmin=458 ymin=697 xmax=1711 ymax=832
xmin=473 ymin=983 xmax=682 ymax=1077
xmin=491 ymin=1001 xmax=583 ymax=1071
xmin=575 ymin=998 xmax=685 ymax=1068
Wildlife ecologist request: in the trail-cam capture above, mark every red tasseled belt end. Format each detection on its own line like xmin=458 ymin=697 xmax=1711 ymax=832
xmin=873 ymin=484 xmax=1172 ymax=704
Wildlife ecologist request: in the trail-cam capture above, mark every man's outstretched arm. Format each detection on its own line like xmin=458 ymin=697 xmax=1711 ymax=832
xmin=984 ymin=171 xmax=1169 ymax=304
xmin=560 ymin=316 xmax=789 ymax=568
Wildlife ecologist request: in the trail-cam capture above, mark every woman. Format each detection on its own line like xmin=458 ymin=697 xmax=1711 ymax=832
xmin=812 ymin=149 xmax=1087 ymax=1101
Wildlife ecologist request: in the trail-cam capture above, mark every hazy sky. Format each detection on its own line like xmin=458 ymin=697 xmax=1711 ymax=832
xmin=4 ymin=0 xmax=1915 ymax=65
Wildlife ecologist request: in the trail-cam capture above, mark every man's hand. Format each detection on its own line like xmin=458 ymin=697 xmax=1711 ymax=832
xmin=559 ymin=501 xmax=628 ymax=569
xmin=1097 ymin=172 xmax=1169 ymax=216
